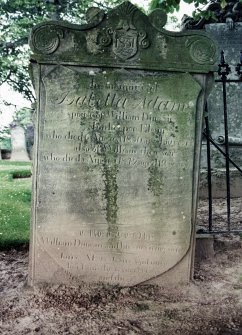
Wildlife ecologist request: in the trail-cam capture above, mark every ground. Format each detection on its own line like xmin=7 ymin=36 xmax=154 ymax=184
xmin=1 ymin=199 xmax=242 ymax=335
xmin=197 ymin=198 xmax=242 ymax=232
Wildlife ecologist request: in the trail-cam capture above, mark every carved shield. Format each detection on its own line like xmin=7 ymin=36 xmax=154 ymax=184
xmin=113 ymin=29 xmax=138 ymax=60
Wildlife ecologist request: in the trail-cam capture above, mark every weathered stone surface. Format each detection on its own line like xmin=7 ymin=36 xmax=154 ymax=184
xmin=29 ymin=2 xmax=217 ymax=73
xmin=29 ymin=2 xmax=216 ymax=286
xmin=195 ymin=234 xmax=214 ymax=262
xmin=199 ymin=168 xmax=242 ymax=199
xmin=10 ymin=125 xmax=29 ymax=161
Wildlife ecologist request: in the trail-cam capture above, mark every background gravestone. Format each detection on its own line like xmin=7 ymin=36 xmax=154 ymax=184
xmin=10 ymin=125 xmax=30 ymax=161
xmin=29 ymin=1 xmax=217 ymax=286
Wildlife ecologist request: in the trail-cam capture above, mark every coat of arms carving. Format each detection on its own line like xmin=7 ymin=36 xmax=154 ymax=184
xmin=113 ymin=25 xmax=138 ymax=60
xmin=95 ymin=2 xmax=150 ymax=60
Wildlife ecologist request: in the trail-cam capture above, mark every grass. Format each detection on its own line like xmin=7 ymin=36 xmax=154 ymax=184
xmin=0 ymin=160 xmax=32 ymax=250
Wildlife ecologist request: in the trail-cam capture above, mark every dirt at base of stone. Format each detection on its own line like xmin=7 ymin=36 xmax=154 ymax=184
xmin=1 ymin=241 xmax=242 ymax=335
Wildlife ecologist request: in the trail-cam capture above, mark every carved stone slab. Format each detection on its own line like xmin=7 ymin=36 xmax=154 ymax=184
xmin=29 ymin=2 xmax=216 ymax=286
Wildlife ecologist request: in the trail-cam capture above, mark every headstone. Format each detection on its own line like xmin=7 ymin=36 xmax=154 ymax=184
xmin=10 ymin=125 xmax=30 ymax=161
xmin=28 ymin=2 xmax=217 ymax=286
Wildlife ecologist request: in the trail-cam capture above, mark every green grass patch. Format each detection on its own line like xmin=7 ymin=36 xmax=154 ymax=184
xmin=0 ymin=161 xmax=32 ymax=249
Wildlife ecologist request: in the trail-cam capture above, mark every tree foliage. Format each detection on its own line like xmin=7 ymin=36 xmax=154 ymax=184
xmin=13 ymin=107 xmax=33 ymax=128
xmin=0 ymin=0 xmax=122 ymax=103
xmin=149 ymin=0 xmax=210 ymax=14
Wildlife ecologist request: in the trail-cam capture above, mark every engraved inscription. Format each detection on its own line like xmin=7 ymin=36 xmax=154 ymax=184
xmin=33 ymin=66 xmax=201 ymax=286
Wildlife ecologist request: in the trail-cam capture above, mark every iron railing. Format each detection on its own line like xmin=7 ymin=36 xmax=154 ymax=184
xmin=201 ymin=50 xmax=242 ymax=233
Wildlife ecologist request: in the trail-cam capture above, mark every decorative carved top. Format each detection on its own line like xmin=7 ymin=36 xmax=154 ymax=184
xmin=182 ymin=0 xmax=242 ymax=30
xmin=29 ymin=1 xmax=218 ymax=73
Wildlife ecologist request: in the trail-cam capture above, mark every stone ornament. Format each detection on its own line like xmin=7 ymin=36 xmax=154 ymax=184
xmin=32 ymin=25 xmax=64 ymax=54
xmin=186 ymin=36 xmax=217 ymax=65
xmin=29 ymin=1 xmax=217 ymax=73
